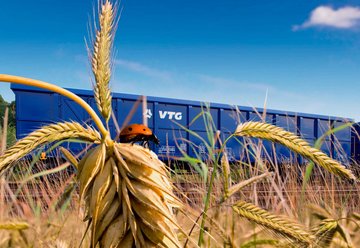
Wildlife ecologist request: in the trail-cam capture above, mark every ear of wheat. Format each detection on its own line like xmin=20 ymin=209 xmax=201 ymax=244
xmin=233 ymin=200 xmax=314 ymax=246
xmin=235 ymin=121 xmax=356 ymax=181
xmin=90 ymin=0 xmax=115 ymax=123
xmin=0 ymin=222 xmax=29 ymax=230
xmin=0 ymin=122 xmax=101 ymax=175
xmin=77 ymin=143 xmax=182 ymax=247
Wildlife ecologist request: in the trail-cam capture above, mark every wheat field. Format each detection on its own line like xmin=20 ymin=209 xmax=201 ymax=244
xmin=0 ymin=0 xmax=359 ymax=247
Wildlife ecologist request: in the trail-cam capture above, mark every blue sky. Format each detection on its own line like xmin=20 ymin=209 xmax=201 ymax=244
xmin=1 ymin=1 xmax=360 ymax=120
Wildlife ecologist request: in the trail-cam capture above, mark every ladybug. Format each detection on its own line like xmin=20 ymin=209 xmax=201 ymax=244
xmin=119 ymin=124 xmax=160 ymax=146
xmin=40 ymin=152 xmax=47 ymax=160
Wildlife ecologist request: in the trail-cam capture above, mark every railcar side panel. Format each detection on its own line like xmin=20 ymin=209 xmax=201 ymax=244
xmin=10 ymin=84 xmax=355 ymax=165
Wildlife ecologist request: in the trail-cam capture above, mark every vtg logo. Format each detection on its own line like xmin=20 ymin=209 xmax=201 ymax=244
xmin=159 ymin=111 xmax=183 ymax=120
xmin=145 ymin=109 xmax=152 ymax=119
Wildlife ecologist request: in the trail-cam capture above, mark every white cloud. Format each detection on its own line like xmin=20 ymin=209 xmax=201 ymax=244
xmin=114 ymin=59 xmax=174 ymax=82
xmin=293 ymin=6 xmax=360 ymax=30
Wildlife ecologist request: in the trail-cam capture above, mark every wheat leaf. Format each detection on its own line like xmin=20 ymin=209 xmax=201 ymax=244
xmin=336 ymin=223 xmax=353 ymax=248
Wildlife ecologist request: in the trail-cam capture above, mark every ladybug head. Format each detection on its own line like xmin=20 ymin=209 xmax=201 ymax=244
xmin=151 ymin=134 xmax=160 ymax=145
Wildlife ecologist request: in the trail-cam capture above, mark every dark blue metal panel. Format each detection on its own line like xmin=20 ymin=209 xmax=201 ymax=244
xmin=155 ymin=103 xmax=187 ymax=129
xmin=320 ymin=140 xmax=332 ymax=157
xmin=317 ymin=119 xmax=331 ymax=140
xmin=299 ymin=117 xmax=315 ymax=139
xmin=333 ymin=141 xmax=351 ymax=165
xmin=155 ymin=129 xmax=187 ymax=159
xmin=333 ymin=121 xmax=351 ymax=141
xmin=116 ymin=99 xmax=154 ymax=129
xmin=189 ymin=106 xmax=218 ymax=132
xmin=188 ymin=130 xmax=218 ymax=159
xmin=275 ymin=144 xmax=297 ymax=162
xmin=59 ymin=96 xmax=90 ymax=123
xmin=17 ymin=91 xmax=56 ymax=121
xmin=220 ymin=109 xmax=243 ymax=133
xmin=221 ymin=135 xmax=244 ymax=161
xmin=275 ymin=115 xmax=297 ymax=133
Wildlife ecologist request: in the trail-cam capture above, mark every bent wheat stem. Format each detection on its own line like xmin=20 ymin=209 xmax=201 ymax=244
xmin=0 ymin=74 xmax=110 ymax=142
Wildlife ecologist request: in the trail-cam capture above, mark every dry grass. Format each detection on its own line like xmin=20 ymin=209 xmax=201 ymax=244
xmin=1 ymin=157 xmax=359 ymax=247
xmin=1 ymin=0 xmax=359 ymax=247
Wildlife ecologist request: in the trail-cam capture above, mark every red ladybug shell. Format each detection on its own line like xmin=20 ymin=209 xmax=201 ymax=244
xmin=119 ymin=124 xmax=159 ymax=145
xmin=120 ymin=124 xmax=153 ymax=136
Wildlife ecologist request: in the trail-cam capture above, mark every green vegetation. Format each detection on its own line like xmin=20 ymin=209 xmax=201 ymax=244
xmin=0 ymin=94 xmax=16 ymax=148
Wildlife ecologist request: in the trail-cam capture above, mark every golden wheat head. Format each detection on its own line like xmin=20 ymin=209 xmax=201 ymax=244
xmin=235 ymin=121 xmax=356 ymax=181
xmin=0 ymin=122 xmax=101 ymax=175
xmin=233 ymin=200 xmax=314 ymax=246
xmin=0 ymin=222 xmax=29 ymax=230
xmin=91 ymin=0 xmax=115 ymax=122
xmin=77 ymin=143 xmax=182 ymax=248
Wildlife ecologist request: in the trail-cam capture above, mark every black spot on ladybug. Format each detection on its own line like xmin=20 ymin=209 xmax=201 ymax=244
xmin=128 ymin=127 xmax=132 ymax=131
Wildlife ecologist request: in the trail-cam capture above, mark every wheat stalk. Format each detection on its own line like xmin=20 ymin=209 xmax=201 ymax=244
xmin=91 ymin=0 xmax=114 ymax=122
xmin=0 ymin=122 xmax=101 ymax=175
xmin=233 ymin=200 xmax=314 ymax=246
xmin=240 ymin=239 xmax=280 ymax=248
xmin=223 ymin=172 xmax=272 ymax=202
xmin=235 ymin=121 xmax=356 ymax=181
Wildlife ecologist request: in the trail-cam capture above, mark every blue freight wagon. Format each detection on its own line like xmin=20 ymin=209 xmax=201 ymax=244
xmin=10 ymin=84 xmax=355 ymax=165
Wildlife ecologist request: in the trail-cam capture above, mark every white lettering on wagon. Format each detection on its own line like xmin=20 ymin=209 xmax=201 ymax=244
xmin=146 ymin=109 xmax=152 ymax=119
xmin=158 ymin=145 xmax=176 ymax=154
xmin=159 ymin=111 xmax=183 ymax=120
